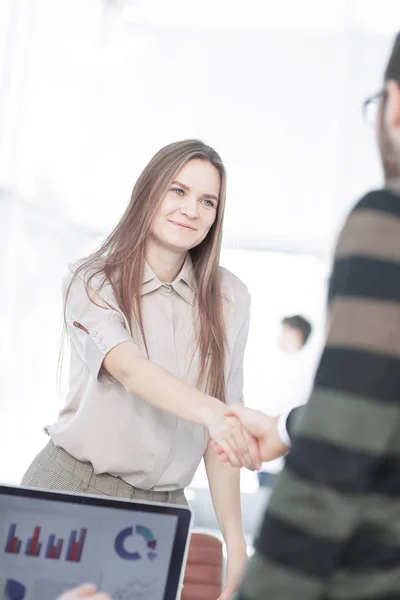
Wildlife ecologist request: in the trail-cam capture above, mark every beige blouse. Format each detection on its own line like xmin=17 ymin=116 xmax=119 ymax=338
xmin=47 ymin=256 xmax=251 ymax=491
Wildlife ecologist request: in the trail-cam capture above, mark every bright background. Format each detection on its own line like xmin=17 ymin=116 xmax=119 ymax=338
xmin=0 ymin=0 xmax=398 ymax=493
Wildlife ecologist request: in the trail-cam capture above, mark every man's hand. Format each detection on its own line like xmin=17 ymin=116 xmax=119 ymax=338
xmin=57 ymin=584 xmax=111 ymax=600
xmin=211 ymin=404 xmax=288 ymax=466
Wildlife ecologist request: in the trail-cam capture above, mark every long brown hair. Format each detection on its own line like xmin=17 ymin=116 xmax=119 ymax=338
xmin=64 ymin=139 xmax=228 ymax=401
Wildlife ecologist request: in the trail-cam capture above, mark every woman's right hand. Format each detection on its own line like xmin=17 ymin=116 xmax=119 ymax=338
xmin=202 ymin=404 xmax=262 ymax=471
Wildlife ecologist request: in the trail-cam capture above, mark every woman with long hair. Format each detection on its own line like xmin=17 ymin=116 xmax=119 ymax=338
xmin=22 ymin=139 xmax=260 ymax=598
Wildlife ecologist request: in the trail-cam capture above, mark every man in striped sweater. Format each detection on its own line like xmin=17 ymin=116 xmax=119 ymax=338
xmin=218 ymin=31 xmax=400 ymax=600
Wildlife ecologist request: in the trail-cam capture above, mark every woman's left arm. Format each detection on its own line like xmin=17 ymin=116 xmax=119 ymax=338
xmin=204 ymin=287 xmax=254 ymax=598
xmin=204 ymin=444 xmax=247 ymax=600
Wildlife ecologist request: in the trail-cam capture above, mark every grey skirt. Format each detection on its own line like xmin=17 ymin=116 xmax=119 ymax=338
xmin=21 ymin=441 xmax=187 ymax=506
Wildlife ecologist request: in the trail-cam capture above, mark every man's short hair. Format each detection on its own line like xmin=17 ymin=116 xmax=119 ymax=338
xmin=385 ymin=31 xmax=400 ymax=84
xmin=281 ymin=315 xmax=312 ymax=347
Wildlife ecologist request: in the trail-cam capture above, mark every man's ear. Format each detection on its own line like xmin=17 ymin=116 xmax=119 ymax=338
xmin=384 ymin=80 xmax=400 ymax=129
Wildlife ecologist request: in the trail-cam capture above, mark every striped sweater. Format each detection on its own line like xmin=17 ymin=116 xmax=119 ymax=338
xmin=238 ymin=189 xmax=400 ymax=600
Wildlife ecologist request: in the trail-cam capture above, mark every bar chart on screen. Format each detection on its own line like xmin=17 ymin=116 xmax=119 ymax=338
xmin=45 ymin=534 xmax=64 ymax=560
xmin=4 ymin=523 xmax=87 ymax=563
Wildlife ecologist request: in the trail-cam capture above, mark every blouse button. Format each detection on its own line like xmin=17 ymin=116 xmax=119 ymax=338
xmin=162 ymin=283 xmax=172 ymax=295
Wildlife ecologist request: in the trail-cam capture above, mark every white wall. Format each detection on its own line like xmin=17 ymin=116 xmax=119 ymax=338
xmin=0 ymin=0 xmax=398 ymax=483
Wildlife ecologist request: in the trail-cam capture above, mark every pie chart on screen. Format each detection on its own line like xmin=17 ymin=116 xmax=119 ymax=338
xmin=114 ymin=525 xmax=158 ymax=560
xmin=5 ymin=579 xmax=26 ymax=600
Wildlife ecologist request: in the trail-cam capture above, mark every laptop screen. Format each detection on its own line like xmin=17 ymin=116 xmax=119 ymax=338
xmin=0 ymin=486 xmax=192 ymax=600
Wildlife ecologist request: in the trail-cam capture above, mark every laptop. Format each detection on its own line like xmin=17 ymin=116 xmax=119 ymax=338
xmin=0 ymin=484 xmax=192 ymax=600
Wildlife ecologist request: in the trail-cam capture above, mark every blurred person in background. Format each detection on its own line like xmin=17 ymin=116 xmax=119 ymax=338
xmin=279 ymin=314 xmax=312 ymax=354
xmin=217 ymin=31 xmax=400 ymax=600
xmin=21 ymin=139 xmax=261 ymax=600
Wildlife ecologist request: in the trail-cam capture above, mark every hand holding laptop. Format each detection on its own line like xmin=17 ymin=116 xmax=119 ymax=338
xmin=58 ymin=584 xmax=110 ymax=600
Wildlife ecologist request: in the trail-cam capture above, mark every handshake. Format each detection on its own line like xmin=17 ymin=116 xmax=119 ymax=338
xmin=207 ymin=403 xmax=289 ymax=471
